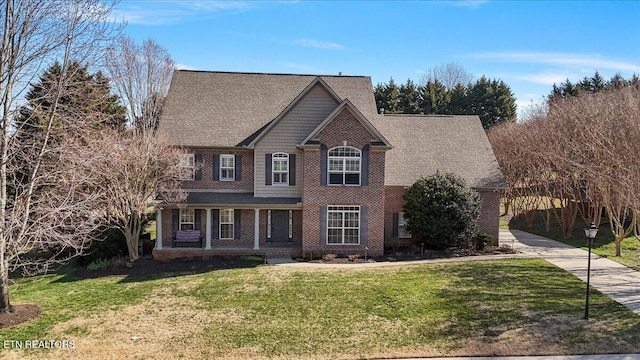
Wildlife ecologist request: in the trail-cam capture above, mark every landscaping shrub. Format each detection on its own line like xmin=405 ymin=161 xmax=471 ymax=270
xmin=474 ymin=232 xmax=494 ymax=250
xmin=76 ymin=227 xmax=128 ymax=266
xmin=403 ymin=172 xmax=481 ymax=249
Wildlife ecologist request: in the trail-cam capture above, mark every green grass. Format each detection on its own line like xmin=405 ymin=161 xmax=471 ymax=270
xmin=144 ymin=220 xmax=156 ymax=240
xmin=2 ymin=260 xmax=639 ymax=358
xmin=508 ymin=210 xmax=640 ymax=270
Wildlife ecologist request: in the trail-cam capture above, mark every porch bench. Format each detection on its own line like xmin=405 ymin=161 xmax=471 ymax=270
xmin=173 ymin=230 xmax=202 ymax=248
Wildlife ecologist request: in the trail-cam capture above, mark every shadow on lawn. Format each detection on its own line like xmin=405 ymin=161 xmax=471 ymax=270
xmin=53 ymin=256 xmax=264 ymax=284
xmin=508 ymin=210 xmax=616 ymax=250
xmin=430 ymin=260 xmax=640 ymax=354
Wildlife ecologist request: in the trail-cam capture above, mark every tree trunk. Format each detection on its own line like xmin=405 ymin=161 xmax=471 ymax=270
xmin=0 ymin=259 xmax=12 ymax=313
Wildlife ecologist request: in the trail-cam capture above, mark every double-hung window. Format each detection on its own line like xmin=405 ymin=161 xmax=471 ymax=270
xmin=327 ymin=206 xmax=360 ymax=245
xmin=328 ymin=147 xmax=361 ymax=185
xmin=220 ymin=155 xmax=235 ymax=181
xmin=178 ymin=154 xmax=195 ymax=180
xmin=398 ymin=212 xmax=411 ymax=238
xmin=220 ymin=209 xmax=234 ymax=239
xmin=272 ymin=153 xmax=289 ymax=185
xmin=179 ymin=209 xmax=195 ymax=230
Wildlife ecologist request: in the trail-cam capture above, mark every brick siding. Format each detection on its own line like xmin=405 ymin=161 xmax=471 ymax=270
xmin=477 ymin=189 xmax=502 ymax=244
xmin=179 ymin=148 xmax=254 ymax=191
xmin=301 ymin=107 xmax=386 ymax=257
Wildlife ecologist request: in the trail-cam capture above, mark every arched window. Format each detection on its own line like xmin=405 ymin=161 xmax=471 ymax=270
xmin=328 ymin=146 xmax=361 ymax=185
xmin=272 ymin=153 xmax=289 ymax=185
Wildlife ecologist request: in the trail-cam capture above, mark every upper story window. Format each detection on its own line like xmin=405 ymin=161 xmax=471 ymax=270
xmin=272 ymin=153 xmax=289 ymax=185
xmin=178 ymin=154 xmax=195 ymax=181
xmin=328 ymin=146 xmax=361 ymax=185
xmin=220 ymin=154 xmax=235 ymax=181
xmin=180 ymin=209 xmax=195 ymax=230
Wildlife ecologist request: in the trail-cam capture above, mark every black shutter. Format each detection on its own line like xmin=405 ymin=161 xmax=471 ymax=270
xmin=194 ymin=153 xmax=202 ymax=180
xmin=289 ymin=153 xmax=296 ymax=186
xmin=235 ymin=154 xmax=242 ymax=181
xmin=320 ymin=144 xmax=328 ymax=186
xmin=320 ymin=206 xmax=327 ymax=245
xmin=213 ymin=209 xmax=220 ymax=239
xmin=234 ymin=209 xmax=241 ymax=239
xmin=360 ymin=206 xmax=368 ymax=246
xmin=213 ymin=154 xmax=220 ymax=181
xmin=194 ymin=209 xmax=201 ymax=231
xmin=265 ymin=153 xmax=272 ymax=185
xmin=392 ymin=213 xmax=399 ymax=237
xmin=172 ymin=209 xmax=179 ymax=237
xmin=361 ymin=144 xmax=369 ymax=186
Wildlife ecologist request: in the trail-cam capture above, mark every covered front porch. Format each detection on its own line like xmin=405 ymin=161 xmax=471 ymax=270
xmin=153 ymin=192 xmax=303 ymax=260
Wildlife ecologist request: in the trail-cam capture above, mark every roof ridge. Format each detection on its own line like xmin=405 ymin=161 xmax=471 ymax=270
xmin=382 ymin=114 xmax=472 ymax=118
xmin=175 ymin=69 xmax=369 ymax=78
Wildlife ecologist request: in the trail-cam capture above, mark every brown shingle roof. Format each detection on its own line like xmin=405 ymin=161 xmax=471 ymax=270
xmin=371 ymin=114 xmax=507 ymax=189
xmin=159 ymin=70 xmax=378 ymax=147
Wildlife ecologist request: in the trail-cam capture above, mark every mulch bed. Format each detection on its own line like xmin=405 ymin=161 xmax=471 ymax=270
xmin=0 ymin=304 xmax=41 ymax=330
xmin=73 ymin=256 xmax=263 ymax=280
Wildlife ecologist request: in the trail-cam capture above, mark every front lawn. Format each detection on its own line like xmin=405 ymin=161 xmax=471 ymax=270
xmin=508 ymin=210 xmax=640 ymax=270
xmin=1 ymin=259 xmax=639 ymax=359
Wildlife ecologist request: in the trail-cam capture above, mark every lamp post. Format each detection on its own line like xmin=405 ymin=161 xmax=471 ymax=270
xmin=583 ymin=222 xmax=598 ymax=320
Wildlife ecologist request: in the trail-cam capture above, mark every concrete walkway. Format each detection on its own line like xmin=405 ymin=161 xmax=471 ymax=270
xmin=500 ymin=229 xmax=640 ymax=315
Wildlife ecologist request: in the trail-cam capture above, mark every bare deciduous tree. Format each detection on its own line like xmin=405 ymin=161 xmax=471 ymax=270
xmin=86 ymin=130 xmax=186 ymax=262
xmin=105 ymin=35 xmax=174 ymax=135
xmin=422 ymin=62 xmax=474 ymax=90
xmin=489 ymin=86 xmax=640 ymax=256
xmin=0 ymin=0 xmax=118 ymax=312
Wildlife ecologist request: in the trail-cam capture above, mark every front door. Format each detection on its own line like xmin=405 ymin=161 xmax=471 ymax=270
xmin=271 ymin=210 xmax=289 ymax=243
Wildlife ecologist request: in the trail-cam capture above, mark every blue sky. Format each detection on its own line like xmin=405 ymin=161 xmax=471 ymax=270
xmin=114 ymin=0 xmax=640 ymax=115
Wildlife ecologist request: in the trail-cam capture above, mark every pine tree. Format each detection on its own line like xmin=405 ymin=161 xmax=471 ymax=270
xmin=15 ymin=60 xmax=126 ymax=148
xmin=419 ymin=80 xmax=450 ymax=114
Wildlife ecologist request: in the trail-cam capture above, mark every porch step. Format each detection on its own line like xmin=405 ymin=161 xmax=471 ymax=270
xmin=267 ymin=258 xmax=297 ymax=265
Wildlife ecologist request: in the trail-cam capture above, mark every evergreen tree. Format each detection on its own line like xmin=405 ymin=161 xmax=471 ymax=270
xmin=447 ymin=83 xmax=469 ymax=115
xmin=468 ymin=76 xmax=516 ymax=128
xmin=548 ymin=71 xmax=640 ymax=103
xmin=15 ymin=60 xmax=126 ymax=147
xmin=398 ymin=79 xmax=421 ymax=114
xmin=418 ymin=80 xmax=450 ymax=114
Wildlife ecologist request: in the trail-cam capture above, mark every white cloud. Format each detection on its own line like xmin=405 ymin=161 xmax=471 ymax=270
xmin=512 ymin=72 xmax=574 ymax=85
xmin=471 ymin=51 xmax=640 ymax=73
xmin=111 ymin=1 xmax=252 ymax=25
xmin=175 ymin=63 xmax=197 ymax=70
xmin=293 ymin=39 xmax=346 ymax=50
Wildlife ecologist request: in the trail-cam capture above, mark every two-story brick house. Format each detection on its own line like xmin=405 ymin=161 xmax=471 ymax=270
xmin=153 ymin=70 xmax=506 ymax=260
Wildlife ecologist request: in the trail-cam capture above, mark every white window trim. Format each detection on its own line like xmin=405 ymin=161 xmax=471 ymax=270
xmin=272 ymin=152 xmax=289 ymax=186
xmin=327 ymin=205 xmax=360 ymax=245
xmin=328 ymin=146 xmax=361 ymax=186
xmin=219 ymin=209 xmax=234 ymax=239
xmin=220 ymin=154 xmax=235 ymax=181
xmin=398 ymin=212 xmax=412 ymax=238
xmin=180 ymin=208 xmax=195 ymax=231
xmin=178 ymin=154 xmax=195 ymax=181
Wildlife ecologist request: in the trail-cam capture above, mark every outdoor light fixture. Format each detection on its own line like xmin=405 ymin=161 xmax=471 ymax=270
xmin=583 ymin=222 xmax=598 ymax=320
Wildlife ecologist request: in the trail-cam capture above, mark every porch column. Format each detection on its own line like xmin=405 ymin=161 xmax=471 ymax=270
xmin=155 ymin=208 xmax=163 ymax=250
xmin=205 ymin=208 xmax=212 ymax=249
xmin=254 ymin=208 xmax=260 ymax=250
